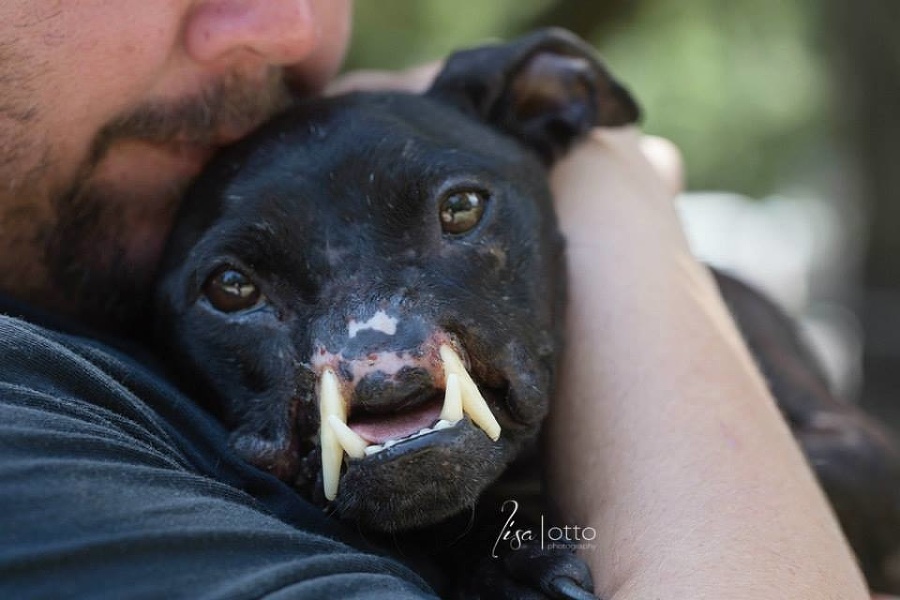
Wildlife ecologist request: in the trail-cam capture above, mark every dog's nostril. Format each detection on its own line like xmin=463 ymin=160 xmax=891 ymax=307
xmin=353 ymin=367 xmax=436 ymax=413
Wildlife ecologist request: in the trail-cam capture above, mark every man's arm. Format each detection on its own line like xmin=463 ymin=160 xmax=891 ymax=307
xmin=545 ymin=128 xmax=869 ymax=599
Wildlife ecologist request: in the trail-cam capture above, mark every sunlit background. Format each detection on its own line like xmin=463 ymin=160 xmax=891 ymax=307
xmin=347 ymin=1 xmax=899 ymax=430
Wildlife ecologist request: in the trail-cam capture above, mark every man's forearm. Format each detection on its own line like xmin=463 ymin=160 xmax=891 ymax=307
xmin=545 ymin=129 xmax=868 ymax=599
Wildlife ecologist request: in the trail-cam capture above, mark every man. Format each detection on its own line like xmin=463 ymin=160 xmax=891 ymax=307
xmin=0 ymin=2 xmax=871 ymax=598
xmin=0 ymin=1 xmax=349 ymax=328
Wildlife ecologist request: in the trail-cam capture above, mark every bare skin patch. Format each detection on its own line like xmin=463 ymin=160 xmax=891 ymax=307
xmin=347 ymin=310 xmax=398 ymax=339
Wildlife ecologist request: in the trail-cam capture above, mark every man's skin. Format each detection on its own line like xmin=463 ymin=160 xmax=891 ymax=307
xmin=0 ymin=2 xmax=875 ymax=598
xmin=547 ymin=130 xmax=871 ymax=599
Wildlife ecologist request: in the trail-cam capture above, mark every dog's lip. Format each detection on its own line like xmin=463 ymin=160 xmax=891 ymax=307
xmin=345 ymin=385 xmax=508 ymax=462
xmin=348 ymin=395 xmax=444 ymax=445
xmin=351 ymin=417 xmax=472 ymax=465
xmin=347 ymin=377 xmax=510 ymax=441
xmin=298 ymin=376 xmax=508 ymax=450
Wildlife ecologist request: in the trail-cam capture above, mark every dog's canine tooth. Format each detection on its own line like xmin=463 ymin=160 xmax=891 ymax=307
xmin=319 ymin=368 xmax=346 ymax=501
xmin=440 ymin=373 xmax=464 ymax=423
xmin=328 ymin=415 xmax=368 ymax=459
xmin=439 ymin=345 xmax=501 ymax=441
xmin=461 ymin=378 xmax=502 ymax=441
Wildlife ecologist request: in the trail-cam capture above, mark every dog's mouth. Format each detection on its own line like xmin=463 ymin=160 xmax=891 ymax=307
xmin=348 ymin=394 xmax=448 ymax=448
xmin=317 ymin=344 xmax=504 ymax=500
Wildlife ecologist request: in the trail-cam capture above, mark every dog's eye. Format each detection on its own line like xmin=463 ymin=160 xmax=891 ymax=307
xmin=203 ymin=268 xmax=262 ymax=312
xmin=439 ymin=190 xmax=487 ymax=234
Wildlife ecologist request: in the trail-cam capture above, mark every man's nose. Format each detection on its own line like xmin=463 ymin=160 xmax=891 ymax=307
xmin=184 ymin=0 xmax=323 ymax=66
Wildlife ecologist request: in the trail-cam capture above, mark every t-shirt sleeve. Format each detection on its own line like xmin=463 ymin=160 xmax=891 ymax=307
xmin=0 ymin=316 xmax=438 ymax=599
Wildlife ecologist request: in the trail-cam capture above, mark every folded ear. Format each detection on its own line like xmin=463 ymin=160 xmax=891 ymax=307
xmin=427 ymin=28 xmax=640 ymax=164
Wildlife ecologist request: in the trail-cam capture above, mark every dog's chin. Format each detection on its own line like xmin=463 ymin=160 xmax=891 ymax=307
xmin=331 ymin=419 xmax=518 ymax=532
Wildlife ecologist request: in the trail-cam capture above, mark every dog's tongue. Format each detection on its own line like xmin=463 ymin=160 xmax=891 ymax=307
xmin=349 ymin=400 xmax=443 ymax=444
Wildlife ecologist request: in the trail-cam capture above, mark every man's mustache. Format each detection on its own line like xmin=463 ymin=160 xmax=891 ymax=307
xmin=91 ymin=67 xmax=293 ymax=160
xmin=43 ymin=68 xmax=296 ymax=334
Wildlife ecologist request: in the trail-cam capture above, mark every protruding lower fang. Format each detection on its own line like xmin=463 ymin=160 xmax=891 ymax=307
xmin=328 ymin=415 xmax=367 ymax=459
xmin=319 ymin=368 xmax=346 ymax=500
xmin=439 ymin=345 xmax=502 ymax=441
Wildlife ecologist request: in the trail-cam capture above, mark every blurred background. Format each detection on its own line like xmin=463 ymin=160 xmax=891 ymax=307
xmin=346 ymin=0 xmax=899 ymax=431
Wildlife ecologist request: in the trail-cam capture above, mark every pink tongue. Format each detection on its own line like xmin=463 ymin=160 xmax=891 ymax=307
xmin=349 ymin=400 xmax=443 ymax=444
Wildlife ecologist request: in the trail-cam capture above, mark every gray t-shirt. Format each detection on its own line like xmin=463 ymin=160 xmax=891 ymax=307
xmin=0 ymin=303 xmax=437 ymax=599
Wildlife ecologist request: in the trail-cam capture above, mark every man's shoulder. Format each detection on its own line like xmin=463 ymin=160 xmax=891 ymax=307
xmin=0 ymin=308 xmax=235 ymax=491
xmin=0 ymin=312 xmax=198 ymax=463
xmin=0 ymin=318 xmax=433 ymax=598
xmin=0 ymin=312 xmax=173 ymax=409
xmin=0 ymin=310 xmax=341 ymax=533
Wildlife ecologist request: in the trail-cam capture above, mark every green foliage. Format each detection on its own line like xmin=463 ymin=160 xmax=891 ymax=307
xmin=347 ymin=0 xmax=827 ymax=196
xmin=597 ymin=0 xmax=826 ymax=195
xmin=347 ymin=0 xmax=554 ymax=70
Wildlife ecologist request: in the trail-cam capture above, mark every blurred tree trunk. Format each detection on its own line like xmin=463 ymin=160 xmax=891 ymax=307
xmin=825 ymin=0 xmax=900 ymax=425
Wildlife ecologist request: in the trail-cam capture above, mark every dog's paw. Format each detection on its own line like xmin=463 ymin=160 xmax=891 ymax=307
xmin=462 ymin=544 xmax=596 ymax=600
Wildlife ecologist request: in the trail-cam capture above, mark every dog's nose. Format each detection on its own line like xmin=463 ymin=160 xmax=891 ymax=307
xmin=353 ymin=367 xmax=437 ymax=412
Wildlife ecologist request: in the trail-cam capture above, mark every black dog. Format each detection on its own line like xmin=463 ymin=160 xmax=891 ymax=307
xmin=154 ymin=29 xmax=900 ymax=596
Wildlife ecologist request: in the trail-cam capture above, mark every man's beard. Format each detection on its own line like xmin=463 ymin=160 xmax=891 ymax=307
xmin=44 ymin=180 xmax=178 ymax=336
xmin=41 ymin=69 xmax=293 ymax=335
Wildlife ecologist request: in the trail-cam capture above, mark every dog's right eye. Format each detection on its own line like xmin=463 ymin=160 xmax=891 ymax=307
xmin=203 ymin=268 xmax=262 ymax=313
xmin=439 ymin=190 xmax=487 ymax=234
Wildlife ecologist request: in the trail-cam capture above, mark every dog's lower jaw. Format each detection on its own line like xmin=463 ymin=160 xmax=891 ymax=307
xmin=330 ymin=423 xmax=524 ymax=532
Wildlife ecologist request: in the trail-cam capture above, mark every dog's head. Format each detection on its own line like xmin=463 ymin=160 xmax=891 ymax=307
xmin=154 ymin=29 xmax=638 ymax=531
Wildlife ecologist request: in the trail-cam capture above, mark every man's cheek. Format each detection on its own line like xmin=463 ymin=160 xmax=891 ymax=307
xmin=284 ymin=0 xmax=352 ymax=94
xmin=43 ymin=146 xmax=196 ymax=329
xmin=44 ymin=188 xmax=170 ymax=331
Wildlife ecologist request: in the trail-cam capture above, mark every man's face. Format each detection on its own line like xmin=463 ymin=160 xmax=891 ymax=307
xmin=0 ymin=0 xmax=351 ymax=328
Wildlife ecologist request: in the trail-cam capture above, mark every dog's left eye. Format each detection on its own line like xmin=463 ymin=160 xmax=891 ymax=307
xmin=203 ymin=267 xmax=262 ymax=312
xmin=439 ymin=190 xmax=487 ymax=234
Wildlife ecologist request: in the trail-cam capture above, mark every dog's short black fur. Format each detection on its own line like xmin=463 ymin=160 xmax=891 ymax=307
xmin=154 ymin=29 xmax=900 ymax=597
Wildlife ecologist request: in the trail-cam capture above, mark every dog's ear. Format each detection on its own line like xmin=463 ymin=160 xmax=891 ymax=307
xmin=427 ymin=28 xmax=640 ymax=164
